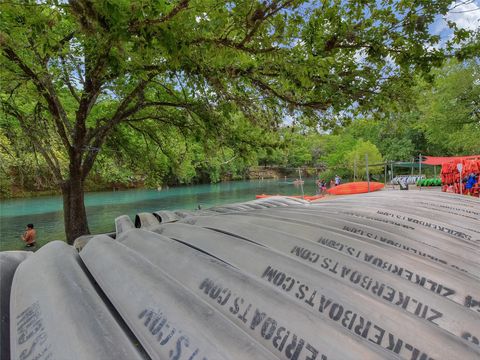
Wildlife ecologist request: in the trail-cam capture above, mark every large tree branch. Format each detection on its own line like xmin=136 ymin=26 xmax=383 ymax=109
xmin=81 ymin=77 xmax=154 ymax=177
xmin=127 ymin=123 xmax=171 ymax=159
xmin=29 ymin=102 xmax=65 ymax=175
xmin=27 ymin=37 xmax=48 ymax=66
xmin=69 ymin=54 xmax=85 ymax=86
xmin=73 ymin=38 xmax=117 ymax=158
xmin=82 ymin=97 xmax=196 ymax=179
xmin=126 ymin=114 xmax=193 ymax=130
xmin=70 ymin=0 xmax=111 ymax=32
xmin=1 ymin=41 xmax=73 ymax=151
xmin=142 ymin=101 xmax=193 ymax=109
xmin=1 ymin=101 xmax=64 ymax=182
xmin=189 ymin=37 xmax=279 ymax=54
xmin=249 ymin=77 xmax=330 ymax=110
xmin=240 ymin=0 xmax=295 ymax=46
xmin=60 ymin=56 xmax=81 ymax=102
xmin=85 ymin=78 xmax=151 ymax=144
xmin=52 ymin=31 xmax=76 ymax=53
xmin=174 ymin=72 xmax=209 ymax=124
xmin=31 ymin=142 xmax=63 ymax=183
xmin=80 ymin=127 xmax=104 ymax=179
xmin=129 ymin=0 xmax=190 ymax=31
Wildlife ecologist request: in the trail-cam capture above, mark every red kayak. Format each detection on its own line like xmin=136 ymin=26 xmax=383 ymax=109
xmin=327 ymin=181 xmax=384 ymax=195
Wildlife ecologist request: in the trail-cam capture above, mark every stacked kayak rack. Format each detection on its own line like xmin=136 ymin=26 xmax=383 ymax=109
xmin=391 ymin=175 xmax=425 ymax=185
xmin=1 ymin=192 xmax=479 ymax=360
xmin=417 ymin=178 xmax=442 ymax=187
xmin=439 ymin=157 xmax=480 ymax=196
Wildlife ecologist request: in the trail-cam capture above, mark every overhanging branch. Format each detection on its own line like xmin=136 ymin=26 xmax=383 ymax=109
xmin=129 ymin=0 xmax=190 ymax=31
xmin=1 ymin=41 xmax=73 ymax=151
xmin=1 ymin=100 xmax=64 ymax=182
xmin=249 ymin=77 xmax=330 ymax=110
xmin=60 ymin=56 xmax=81 ymax=103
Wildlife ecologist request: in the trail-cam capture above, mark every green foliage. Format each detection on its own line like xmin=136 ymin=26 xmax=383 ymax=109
xmin=330 ymin=61 xmax=480 ymax=165
xmin=414 ymin=60 xmax=480 ymax=155
xmin=320 ymin=134 xmax=357 ymax=177
xmin=282 ymin=60 xmax=480 ymax=181
xmin=281 ymin=130 xmax=313 ymax=168
xmin=0 ymin=132 xmax=14 ymax=196
xmin=344 ymin=116 xmax=417 ymax=161
xmin=346 ymin=140 xmax=383 ymax=178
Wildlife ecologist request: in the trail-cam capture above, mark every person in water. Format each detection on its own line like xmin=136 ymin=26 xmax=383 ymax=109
xmin=21 ymin=223 xmax=36 ymax=248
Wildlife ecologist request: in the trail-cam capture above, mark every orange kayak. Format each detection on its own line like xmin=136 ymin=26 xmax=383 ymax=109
xmin=327 ymin=181 xmax=384 ymax=195
xmin=255 ymin=194 xmax=324 ymax=201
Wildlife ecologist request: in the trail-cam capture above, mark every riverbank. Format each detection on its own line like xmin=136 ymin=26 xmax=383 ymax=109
xmin=0 ymin=166 xmax=311 ymax=200
xmin=2 ymin=180 xmax=151 ymax=199
xmin=2 ymin=189 xmax=61 ymax=199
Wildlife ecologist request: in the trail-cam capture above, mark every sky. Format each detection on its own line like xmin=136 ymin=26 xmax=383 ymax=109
xmin=431 ymin=0 xmax=480 ymax=43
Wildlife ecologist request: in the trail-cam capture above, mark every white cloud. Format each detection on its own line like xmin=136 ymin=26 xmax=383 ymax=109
xmin=446 ymin=1 xmax=480 ymax=31
xmin=428 ymin=1 xmax=479 ymax=49
xmin=433 ymin=1 xmax=480 ymax=35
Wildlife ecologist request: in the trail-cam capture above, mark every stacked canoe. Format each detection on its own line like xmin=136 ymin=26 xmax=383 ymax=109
xmin=1 ymin=192 xmax=479 ymax=360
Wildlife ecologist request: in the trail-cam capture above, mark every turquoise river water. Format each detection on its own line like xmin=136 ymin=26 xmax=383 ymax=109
xmin=0 ymin=179 xmax=319 ymax=251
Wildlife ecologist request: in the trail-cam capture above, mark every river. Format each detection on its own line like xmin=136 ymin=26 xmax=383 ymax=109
xmin=0 ymin=179 xmax=319 ymax=251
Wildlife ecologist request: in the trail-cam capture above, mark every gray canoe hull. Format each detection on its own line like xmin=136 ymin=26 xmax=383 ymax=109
xmin=1 ymin=191 xmax=479 ymax=359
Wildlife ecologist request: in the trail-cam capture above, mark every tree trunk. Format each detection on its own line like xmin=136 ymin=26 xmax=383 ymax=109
xmin=62 ymin=176 xmax=90 ymax=244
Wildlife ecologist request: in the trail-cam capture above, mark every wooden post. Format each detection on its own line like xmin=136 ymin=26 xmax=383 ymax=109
xmin=384 ymin=162 xmax=387 ymax=187
xmin=354 ymin=157 xmax=357 ymax=181
xmin=366 ymin=154 xmax=370 ymax=193
xmin=391 ymin=162 xmax=394 ymax=188
xmin=458 ymin=163 xmax=463 ymax=195
xmin=298 ymin=168 xmax=305 ymax=199
xmin=419 ymin=154 xmax=422 ymax=191
xmin=419 ymin=154 xmax=422 ymax=176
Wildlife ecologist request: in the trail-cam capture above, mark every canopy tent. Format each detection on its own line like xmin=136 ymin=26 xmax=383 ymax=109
xmin=368 ymin=161 xmax=429 ymax=168
xmin=422 ymin=155 xmax=480 ymax=165
xmin=391 ymin=161 xmax=427 ymax=169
